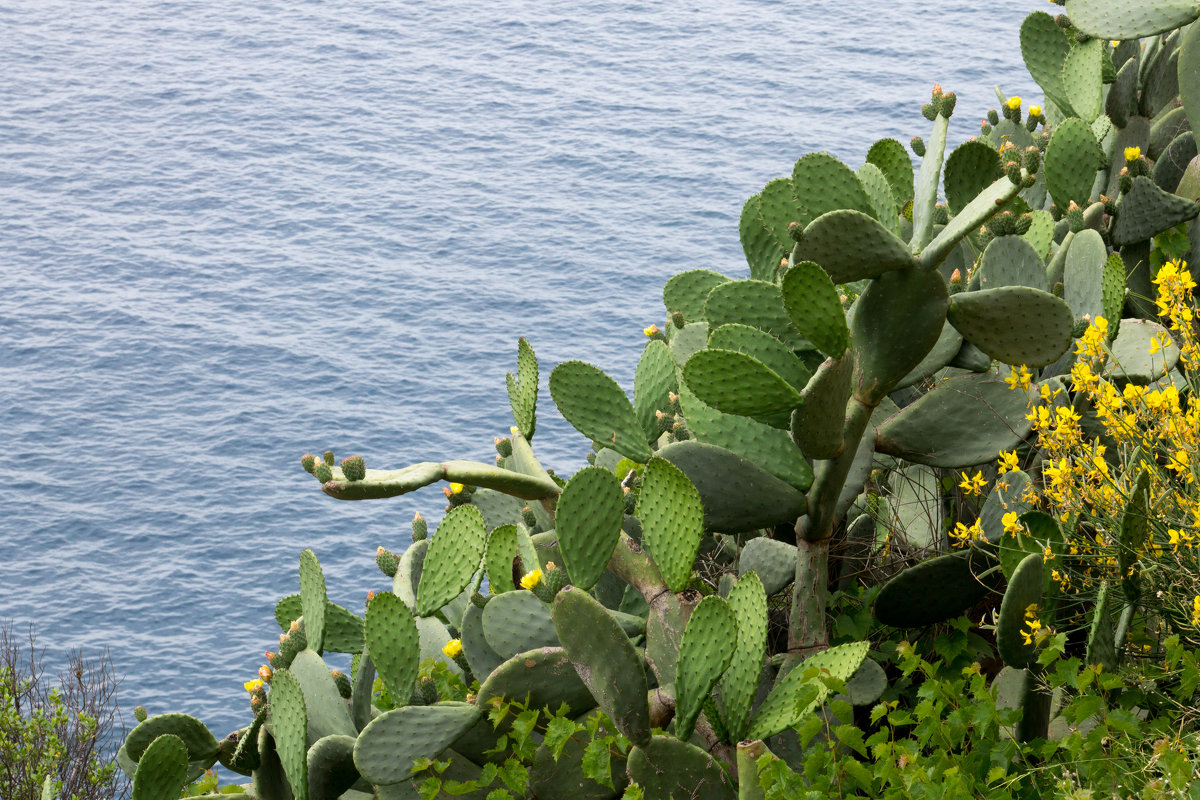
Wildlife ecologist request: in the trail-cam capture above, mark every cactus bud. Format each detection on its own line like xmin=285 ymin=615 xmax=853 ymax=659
xmin=522 ymin=505 xmax=538 ymax=527
xmin=1119 ymin=173 xmax=1133 ymax=194
xmin=1005 ymin=161 xmax=1023 ymax=185
xmin=656 ymin=409 xmax=674 ymax=433
xmin=940 ymin=92 xmax=957 ymax=117
xmin=470 ymin=591 xmax=490 ymax=609
xmin=643 ymin=323 xmax=663 ymax=339
xmin=786 ymin=220 xmax=804 ymax=243
xmin=265 ymin=650 xmax=278 ymax=666
xmin=1014 ymin=214 xmax=1032 ymax=236
xmin=921 ymin=102 xmax=937 ymax=121
xmin=323 ymin=451 xmax=335 ymax=466
xmin=340 ymin=455 xmax=365 ymax=482
xmin=313 ymin=461 xmax=333 ymax=483
xmin=412 ymin=512 xmax=428 ymax=541
xmin=670 ymin=310 xmax=686 ymax=329
xmin=586 ymin=451 xmax=596 ymax=465
xmin=623 ymin=488 xmax=637 ymax=514
xmin=301 ymin=453 xmax=317 ymax=474
xmin=1022 ymin=147 xmax=1041 ymax=175
xmin=414 ymin=676 xmax=439 ymax=706
xmin=494 ymin=436 xmax=513 ymax=458
xmin=911 ymin=137 xmax=926 ymax=158
xmin=980 ymin=121 xmax=993 ymax=137
xmin=367 ymin=589 xmax=375 ymax=602
xmin=1067 ymin=202 xmax=1085 ymax=233
xmin=1054 ymin=13 xmax=1069 ymax=27
xmin=932 ymin=204 xmax=949 ymax=225
xmin=134 ymin=705 xmax=148 ymax=722
xmin=330 ymin=670 xmax=352 ymax=699
xmin=987 ymin=109 xmax=1000 ymax=126
xmin=376 ymin=546 xmax=399 ymax=578
xmin=259 ymin=664 xmax=273 ymax=683
xmin=1072 ymin=318 xmax=1090 ymax=338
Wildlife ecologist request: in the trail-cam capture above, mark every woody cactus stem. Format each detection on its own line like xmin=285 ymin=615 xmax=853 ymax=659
xmin=788 ymin=396 xmax=874 ymax=665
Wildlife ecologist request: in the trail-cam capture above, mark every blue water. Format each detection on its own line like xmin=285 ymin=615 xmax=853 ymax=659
xmin=2 ymin=0 xmax=1047 ymax=741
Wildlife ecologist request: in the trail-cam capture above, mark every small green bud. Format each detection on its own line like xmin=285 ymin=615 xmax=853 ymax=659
xmin=470 ymin=591 xmax=490 ymax=609
xmin=1101 ymin=194 xmax=1117 ymax=216
xmin=987 ymin=109 xmax=1000 ymax=126
xmin=586 ymin=451 xmax=596 ymax=465
xmin=1119 ymin=173 xmax=1133 ymax=194
xmin=1072 ymin=318 xmax=1090 ymax=338
xmin=1055 ymin=13 xmax=1070 ymax=27
xmin=323 ymin=451 xmax=335 ymax=466
xmin=940 ymin=92 xmax=956 ymax=117
xmin=340 ymin=455 xmax=366 ymax=482
xmin=522 ymin=505 xmax=538 ymax=528
xmin=932 ymin=204 xmax=949 ymax=225
xmin=412 ymin=511 xmax=428 ymax=541
xmin=494 ymin=436 xmax=513 ymax=458
xmin=787 ymin=220 xmax=804 ymax=243
xmin=1014 ymin=214 xmax=1032 ymax=236
xmin=656 ymin=409 xmax=674 ymax=433
xmin=376 ymin=546 xmax=399 ymax=578
xmin=330 ymin=670 xmax=352 ymax=699
xmin=980 ymin=121 xmax=993 ymax=137
xmin=134 ymin=705 xmax=148 ymax=722
xmin=1067 ymin=202 xmax=1085 ymax=233
xmin=670 ymin=310 xmax=686 ymax=329
xmin=921 ymin=103 xmax=937 ymax=122
xmin=301 ymin=454 xmax=316 ymax=474
xmin=411 ymin=677 xmax=438 ymax=706
xmin=623 ymin=487 xmax=636 ymax=515
xmin=910 ymin=137 xmax=926 ymax=158
xmin=1022 ymin=147 xmax=1041 ymax=175
xmin=1005 ymin=161 xmax=1023 ymax=185
xmin=313 ymin=462 xmax=333 ymax=483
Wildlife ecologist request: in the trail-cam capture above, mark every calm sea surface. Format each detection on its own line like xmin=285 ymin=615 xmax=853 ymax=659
xmin=2 ymin=0 xmax=1046 ymax=741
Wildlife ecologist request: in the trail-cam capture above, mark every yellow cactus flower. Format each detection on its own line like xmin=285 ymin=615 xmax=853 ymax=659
xmin=520 ymin=568 xmax=543 ymax=590
xmin=510 ymin=425 xmax=519 ymax=435
xmin=1029 ymin=105 xmax=1042 ymax=117
xmin=644 ymin=324 xmax=660 ymax=337
xmin=449 ymin=482 xmax=464 ymax=495
xmin=442 ymin=639 xmax=463 ymax=659
xmin=1124 ymin=146 xmax=1141 ymax=162
xmin=258 ymin=665 xmax=273 ymax=683
xmin=244 ymin=679 xmax=264 ymax=693
xmin=1006 ymin=96 xmax=1022 ymax=110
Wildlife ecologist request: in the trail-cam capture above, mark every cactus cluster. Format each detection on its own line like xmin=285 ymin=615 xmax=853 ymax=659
xmin=120 ymin=1 xmax=1200 ymax=795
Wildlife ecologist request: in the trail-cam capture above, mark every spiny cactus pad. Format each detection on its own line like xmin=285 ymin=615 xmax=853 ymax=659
xmin=944 ymin=140 xmax=1003 ymax=216
xmin=306 ymin=734 xmax=359 ymax=800
xmin=683 ymin=348 xmax=803 ymax=423
xmin=1061 ymin=38 xmax=1103 ymax=122
xmin=875 ymin=372 xmax=1036 ymax=468
xmin=746 ymin=640 xmax=870 ymax=740
xmin=663 ymin=269 xmax=731 ymax=323
xmin=979 ymin=235 xmax=1048 ymax=291
xmin=459 ymin=602 xmax=504 ymax=682
xmin=781 ymin=260 xmax=849 ymax=359
xmin=550 ymin=360 xmax=653 ymax=463
xmin=506 ymin=336 xmax=538 ymax=440
xmin=553 ymin=586 xmax=650 ymax=747
xmin=320 ymin=460 xmax=557 ymax=501
xmin=125 ymin=714 xmax=220 ymax=765
xmin=626 ymin=736 xmax=737 ymax=800
xmin=850 ymin=267 xmax=949 ymax=404
xmin=677 ymin=384 xmax=812 ymax=490
xmin=844 ymin=657 xmax=888 ymax=707
xmin=267 ymin=669 xmax=308 ymax=800
xmin=288 ymin=650 xmax=357 ymax=742
xmin=790 ymin=209 xmax=916 ymax=283
xmin=896 ymin=322 xmax=962 ymax=390
xmin=484 ymin=524 xmax=519 ymax=594
xmin=997 ymin=552 xmax=1044 ymax=668
xmin=793 ymin=353 xmax=853 ymax=460
xmin=739 ymin=196 xmax=784 ymax=281
xmin=353 ymin=703 xmax=482 ymax=785
xmin=874 ymin=549 xmax=998 ymax=627
xmin=1020 ymin=12 xmax=1070 ymax=112
xmin=946 ymin=286 xmax=1074 ymax=367
xmin=708 ymin=324 xmax=811 ymax=393
xmin=556 ymin=466 xmax=624 ymax=590
xmin=1086 ymin=581 xmax=1119 ymax=672
xmin=1183 ymin=20 xmax=1200 ymax=155
xmin=857 ymin=162 xmax=900 ymax=236
xmin=364 ymin=591 xmax=420 ymax=707
xmin=757 ymin=175 xmax=803 ymax=251
xmin=476 ymin=646 xmax=596 ymax=716
xmin=673 ymin=595 xmax=737 ymax=741
xmin=633 ymin=340 xmax=677 ymax=442
xmin=866 ymin=137 xmax=914 ymax=206
xmin=481 ymin=589 xmax=560 ymax=659
xmin=636 ymin=457 xmax=705 ymax=592
xmin=1111 ymin=176 xmax=1200 ymax=246
xmin=131 ymin=734 xmax=190 ymax=800
xmin=656 ymin=440 xmax=808 ymax=532
xmin=791 ymin=152 xmax=877 ymax=227
xmin=298 ymin=549 xmax=327 ymax=655
xmin=715 ymin=572 xmax=767 ymax=742
xmin=1065 ymin=0 xmax=1200 ymax=40
xmin=1119 ymin=469 xmax=1152 ymax=602
xmin=702 ymin=279 xmax=802 ymax=348
xmin=416 ymin=505 xmax=486 ymax=617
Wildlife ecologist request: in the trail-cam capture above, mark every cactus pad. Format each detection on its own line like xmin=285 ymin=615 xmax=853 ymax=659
xmin=746 ymin=641 xmax=869 ymax=740
xmin=683 ymin=349 xmax=803 ymax=423
xmin=1119 ymin=469 xmax=1152 ymax=602
xmin=874 ymin=549 xmax=998 ymax=627
xmin=707 ymin=324 xmax=811 ymax=392
xmin=791 ymin=152 xmax=876 ymax=226
xmin=875 ymin=371 xmax=1035 ymax=467
xmin=131 ymin=734 xmax=190 ymax=800
xmin=739 ymin=537 xmax=797 ymax=596
xmin=715 ymin=572 xmax=767 ymax=742
xmin=781 ymin=260 xmax=850 ymax=359
xmin=365 ymin=591 xmax=420 ymax=708
xmin=677 ymin=384 xmax=812 ymax=490
xmin=947 ymin=286 xmax=1074 ymax=367
xmin=353 ymin=703 xmax=482 ymax=785
xmin=866 ymin=137 xmax=914 ymax=206
xmin=550 ymin=360 xmax=653 ymax=462
xmin=1063 ymin=230 xmax=1107 ymax=322
xmin=674 ymin=596 xmax=737 ymax=741
xmin=757 ymin=175 xmax=803 ymax=251
xmin=476 ymin=646 xmax=596 ymax=716
xmin=288 ymin=650 xmax=357 ymax=743
xmin=556 ymin=466 xmax=624 ymax=590
xmin=306 ymin=734 xmax=359 ymax=800
xmin=1020 ymin=11 xmax=1070 ymax=111
xmin=793 ymin=352 xmax=853 ymax=460
xmin=125 ymin=714 xmax=220 ymax=765
xmin=267 ymin=669 xmax=308 ymax=800
xmin=275 ymin=596 xmax=364 ymax=654
xmin=979 ymin=235 xmax=1048 ymax=292
xmin=739 ymin=196 xmax=782 ymax=280
xmin=636 ymin=457 xmax=705 ymax=592
xmin=663 ymin=269 xmax=731 ymax=323
xmin=850 ymin=267 xmax=949 ymax=404
xmin=656 ymin=440 xmax=808 ymax=532
xmin=857 ymin=162 xmax=900 ymax=235
xmin=506 ymin=336 xmax=538 ymax=440
xmin=1105 ymin=318 xmax=1180 ymax=383
xmin=298 ymin=549 xmax=327 ymax=654
xmin=844 ymin=657 xmax=888 ymax=706
xmin=1064 ymin=0 xmax=1200 ymax=39
xmin=702 ymin=279 xmax=802 ymax=347
xmin=634 ymin=340 xmax=677 ymax=442
xmin=481 ymin=589 xmax=559 ymax=659
xmin=1111 ymin=176 xmax=1200 ymax=246
xmin=1061 ymin=38 xmax=1103 ymax=122
xmin=553 ymin=587 xmax=651 ymax=746
xmin=627 ymin=736 xmax=736 ymax=800
xmin=1086 ymin=581 xmax=1118 ymax=672
xmin=790 ymin=210 xmax=916 ymax=283
xmin=416 ymin=505 xmax=486 ymax=617
xmin=944 ymin=140 xmax=1003 ymax=216
xmin=996 ymin=552 xmax=1044 ymax=668
xmin=1183 ymin=20 xmax=1200 ymax=155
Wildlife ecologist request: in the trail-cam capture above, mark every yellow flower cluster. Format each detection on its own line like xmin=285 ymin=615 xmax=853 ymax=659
xmin=520 ymin=568 xmax=543 ymax=590
xmin=1019 ymin=603 xmax=1045 ymax=646
xmin=949 ymin=519 xmax=985 ymax=549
